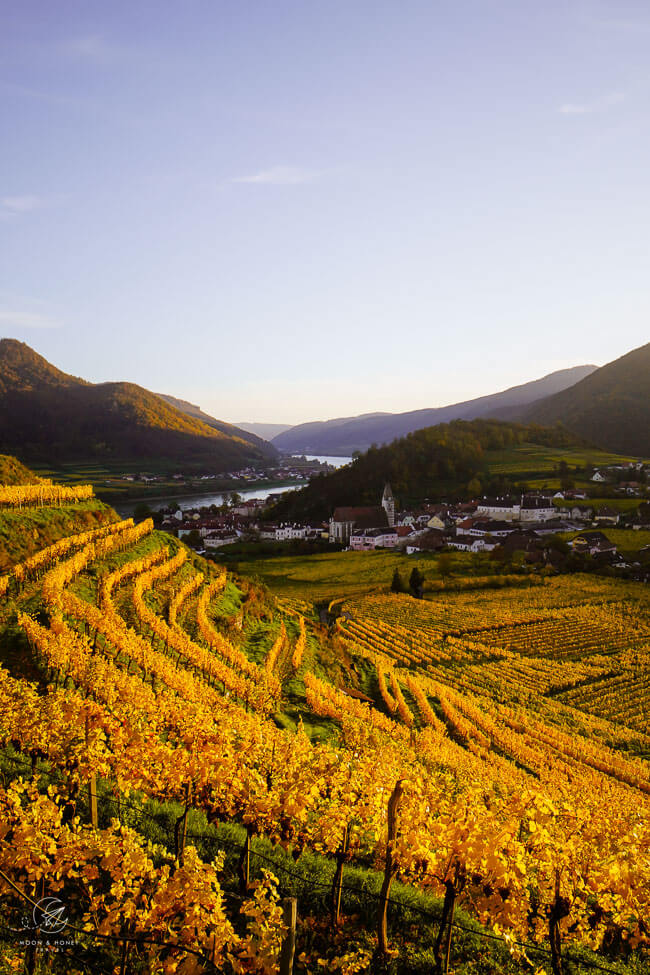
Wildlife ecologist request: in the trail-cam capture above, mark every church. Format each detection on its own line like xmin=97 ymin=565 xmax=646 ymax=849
xmin=328 ymin=483 xmax=395 ymax=544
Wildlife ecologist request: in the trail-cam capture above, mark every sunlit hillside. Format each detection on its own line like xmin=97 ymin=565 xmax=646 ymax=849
xmin=0 ymin=467 xmax=649 ymax=974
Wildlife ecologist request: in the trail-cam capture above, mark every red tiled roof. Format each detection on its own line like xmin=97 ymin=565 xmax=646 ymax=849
xmin=332 ymin=506 xmax=388 ymax=528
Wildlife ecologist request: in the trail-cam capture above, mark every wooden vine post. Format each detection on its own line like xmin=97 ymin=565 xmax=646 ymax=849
xmin=330 ymin=822 xmax=349 ymax=925
xmin=433 ymin=861 xmax=465 ymax=975
xmin=119 ymin=938 xmax=130 ymax=975
xmin=549 ymin=868 xmax=570 ymax=975
xmin=174 ymin=782 xmax=191 ymax=867
xmin=238 ymin=825 xmax=253 ymax=893
xmin=375 ymin=778 xmax=404 ymax=965
xmin=85 ymin=714 xmax=98 ymax=829
xmin=279 ymin=897 xmax=297 ymax=975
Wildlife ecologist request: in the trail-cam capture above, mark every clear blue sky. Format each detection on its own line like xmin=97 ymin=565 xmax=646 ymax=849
xmin=1 ymin=1 xmax=649 ymax=423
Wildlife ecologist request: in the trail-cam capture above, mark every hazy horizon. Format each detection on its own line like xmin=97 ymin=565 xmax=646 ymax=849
xmin=3 ymin=2 xmax=650 ymax=422
xmin=0 ymin=333 xmax=610 ymax=427
xmin=228 ymin=360 xmax=603 ymax=427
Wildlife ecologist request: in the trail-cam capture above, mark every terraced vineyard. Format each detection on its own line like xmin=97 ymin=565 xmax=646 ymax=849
xmin=1 ymin=477 xmax=650 ymax=975
xmin=336 ymin=577 xmax=650 ymax=738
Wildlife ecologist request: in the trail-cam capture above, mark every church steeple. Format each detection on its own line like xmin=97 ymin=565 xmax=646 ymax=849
xmin=382 ymin=483 xmax=395 ymax=526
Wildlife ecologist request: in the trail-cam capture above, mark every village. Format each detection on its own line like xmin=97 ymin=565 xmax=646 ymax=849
xmin=151 ymin=460 xmax=650 ymax=579
xmin=115 ymin=455 xmax=335 ymax=487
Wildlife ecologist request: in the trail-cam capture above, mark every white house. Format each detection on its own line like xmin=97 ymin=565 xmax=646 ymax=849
xmin=595 ymin=507 xmax=620 ymax=525
xmin=475 ymin=497 xmax=521 ymax=521
xmin=519 ymin=496 xmax=557 ymax=522
xmin=476 ymin=494 xmax=557 ymax=523
xmin=349 ymin=527 xmax=400 ymax=550
xmin=467 ymin=520 xmax=516 ymax=538
xmin=448 ymin=537 xmax=496 ymax=553
xmin=204 ymin=530 xmax=239 ymax=549
xmin=570 ymin=506 xmax=593 ymax=522
xmin=275 ymin=524 xmax=316 ymax=540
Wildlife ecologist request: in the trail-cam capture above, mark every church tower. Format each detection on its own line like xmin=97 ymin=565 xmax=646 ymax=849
xmin=382 ymin=483 xmax=395 ymax=527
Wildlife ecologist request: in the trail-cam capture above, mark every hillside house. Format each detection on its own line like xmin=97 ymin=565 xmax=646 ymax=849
xmin=571 ymin=532 xmax=617 ymax=556
xmin=520 ymin=496 xmax=556 ymax=522
xmin=204 ymin=530 xmax=239 ymax=549
xmin=476 ymin=497 xmax=520 ymax=521
xmin=570 ymin=506 xmax=593 ymax=521
xmin=397 ymin=511 xmax=416 ymax=526
xmin=467 ymin=519 xmax=517 ymax=538
xmin=349 ymin=527 xmax=399 ymax=550
xmin=406 ymin=529 xmax=447 ymax=554
xmin=448 ymin=536 xmax=496 ymax=553
xmin=276 ymin=524 xmax=311 ymax=541
xmin=595 ymin=506 xmax=620 ymax=525
xmin=496 ymin=530 xmax=539 ymax=554
xmin=476 ymin=494 xmax=556 ymax=523
xmin=232 ymin=500 xmax=263 ymax=517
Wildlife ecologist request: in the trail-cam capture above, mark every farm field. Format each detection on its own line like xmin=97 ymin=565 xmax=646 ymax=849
xmin=241 ymin=546 xmax=650 ymax=747
xmin=335 ymin=576 xmax=650 ymax=741
xmin=1 ymin=477 xmax=649 ymax=974
xmin=232 ymin=548 xmax=501 ymax=606
xmin=28 ymin=460 xmax=261 ymax=503
xmin=560 ymin=528 xmax=650 ymax=555
xmin=555 ymin=497 xmax=644 ymax=513
xmin=483 ymin=442 xmax=642 ymax=477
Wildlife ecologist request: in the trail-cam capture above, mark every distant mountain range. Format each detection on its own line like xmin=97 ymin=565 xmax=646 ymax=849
xmin=271 ymin=365 xmax=597 ymax=455
xmin=269 ymin=342 xmax=650 ymax=521
xmin=0 ymin=340 xmax=277 ymax=470
xmin=269 ymin=419 xmax=590 ymax=522
xmin=235 ymin=421 xmax=293 ymax=441
xmin=521 ymin=343 xmax=650 ymax=456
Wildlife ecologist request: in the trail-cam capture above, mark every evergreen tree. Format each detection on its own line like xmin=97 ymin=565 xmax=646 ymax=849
xmin=390 ymin=568 xmax=405 ymax=593
xmin=409 ymin=567 xmax=424 ymax=598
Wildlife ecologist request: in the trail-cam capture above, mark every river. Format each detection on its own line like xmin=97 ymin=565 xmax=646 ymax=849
xmin=295 ymin=455 xmax=352 ymax=468
xmin=114 ymin=454 xmax=353 ymax=517
xmin=114 ymin=482 xmax=302 ymax=517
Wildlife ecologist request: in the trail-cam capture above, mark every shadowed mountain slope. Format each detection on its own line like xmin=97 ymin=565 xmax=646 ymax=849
xmin=271 ymin=366 xmax=596 ymax=455
xmin=157 ymin=393 xmax=277 ymax=455
xmin=523 ymin=343 xmax=650 ymax=456
xmin=0 ymin=340 xmax=276 ymax=470
xmin=269 ymin=419 xmax=589 ymax=522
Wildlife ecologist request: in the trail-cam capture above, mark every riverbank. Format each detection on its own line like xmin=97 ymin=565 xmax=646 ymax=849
xmin=110 ymin=478 xmax=305 ymax=517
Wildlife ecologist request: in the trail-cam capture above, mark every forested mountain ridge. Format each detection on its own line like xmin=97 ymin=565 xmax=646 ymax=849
xmin=271 ymin=365 xmax=596 ymax=455
xmin=0 ymin=339 xmax=276 ymax=469
xmin=523 ymin=343 xmax=650 ymax=456
xmin=157 ymin=393 xmax=277 ymax=455
xmin=269 ymin=419 xmax=589 ymax=521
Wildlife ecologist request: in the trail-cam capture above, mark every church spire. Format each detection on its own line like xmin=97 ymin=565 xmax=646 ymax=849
xmin=381 ymin=483 xmax=395 ymax=526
